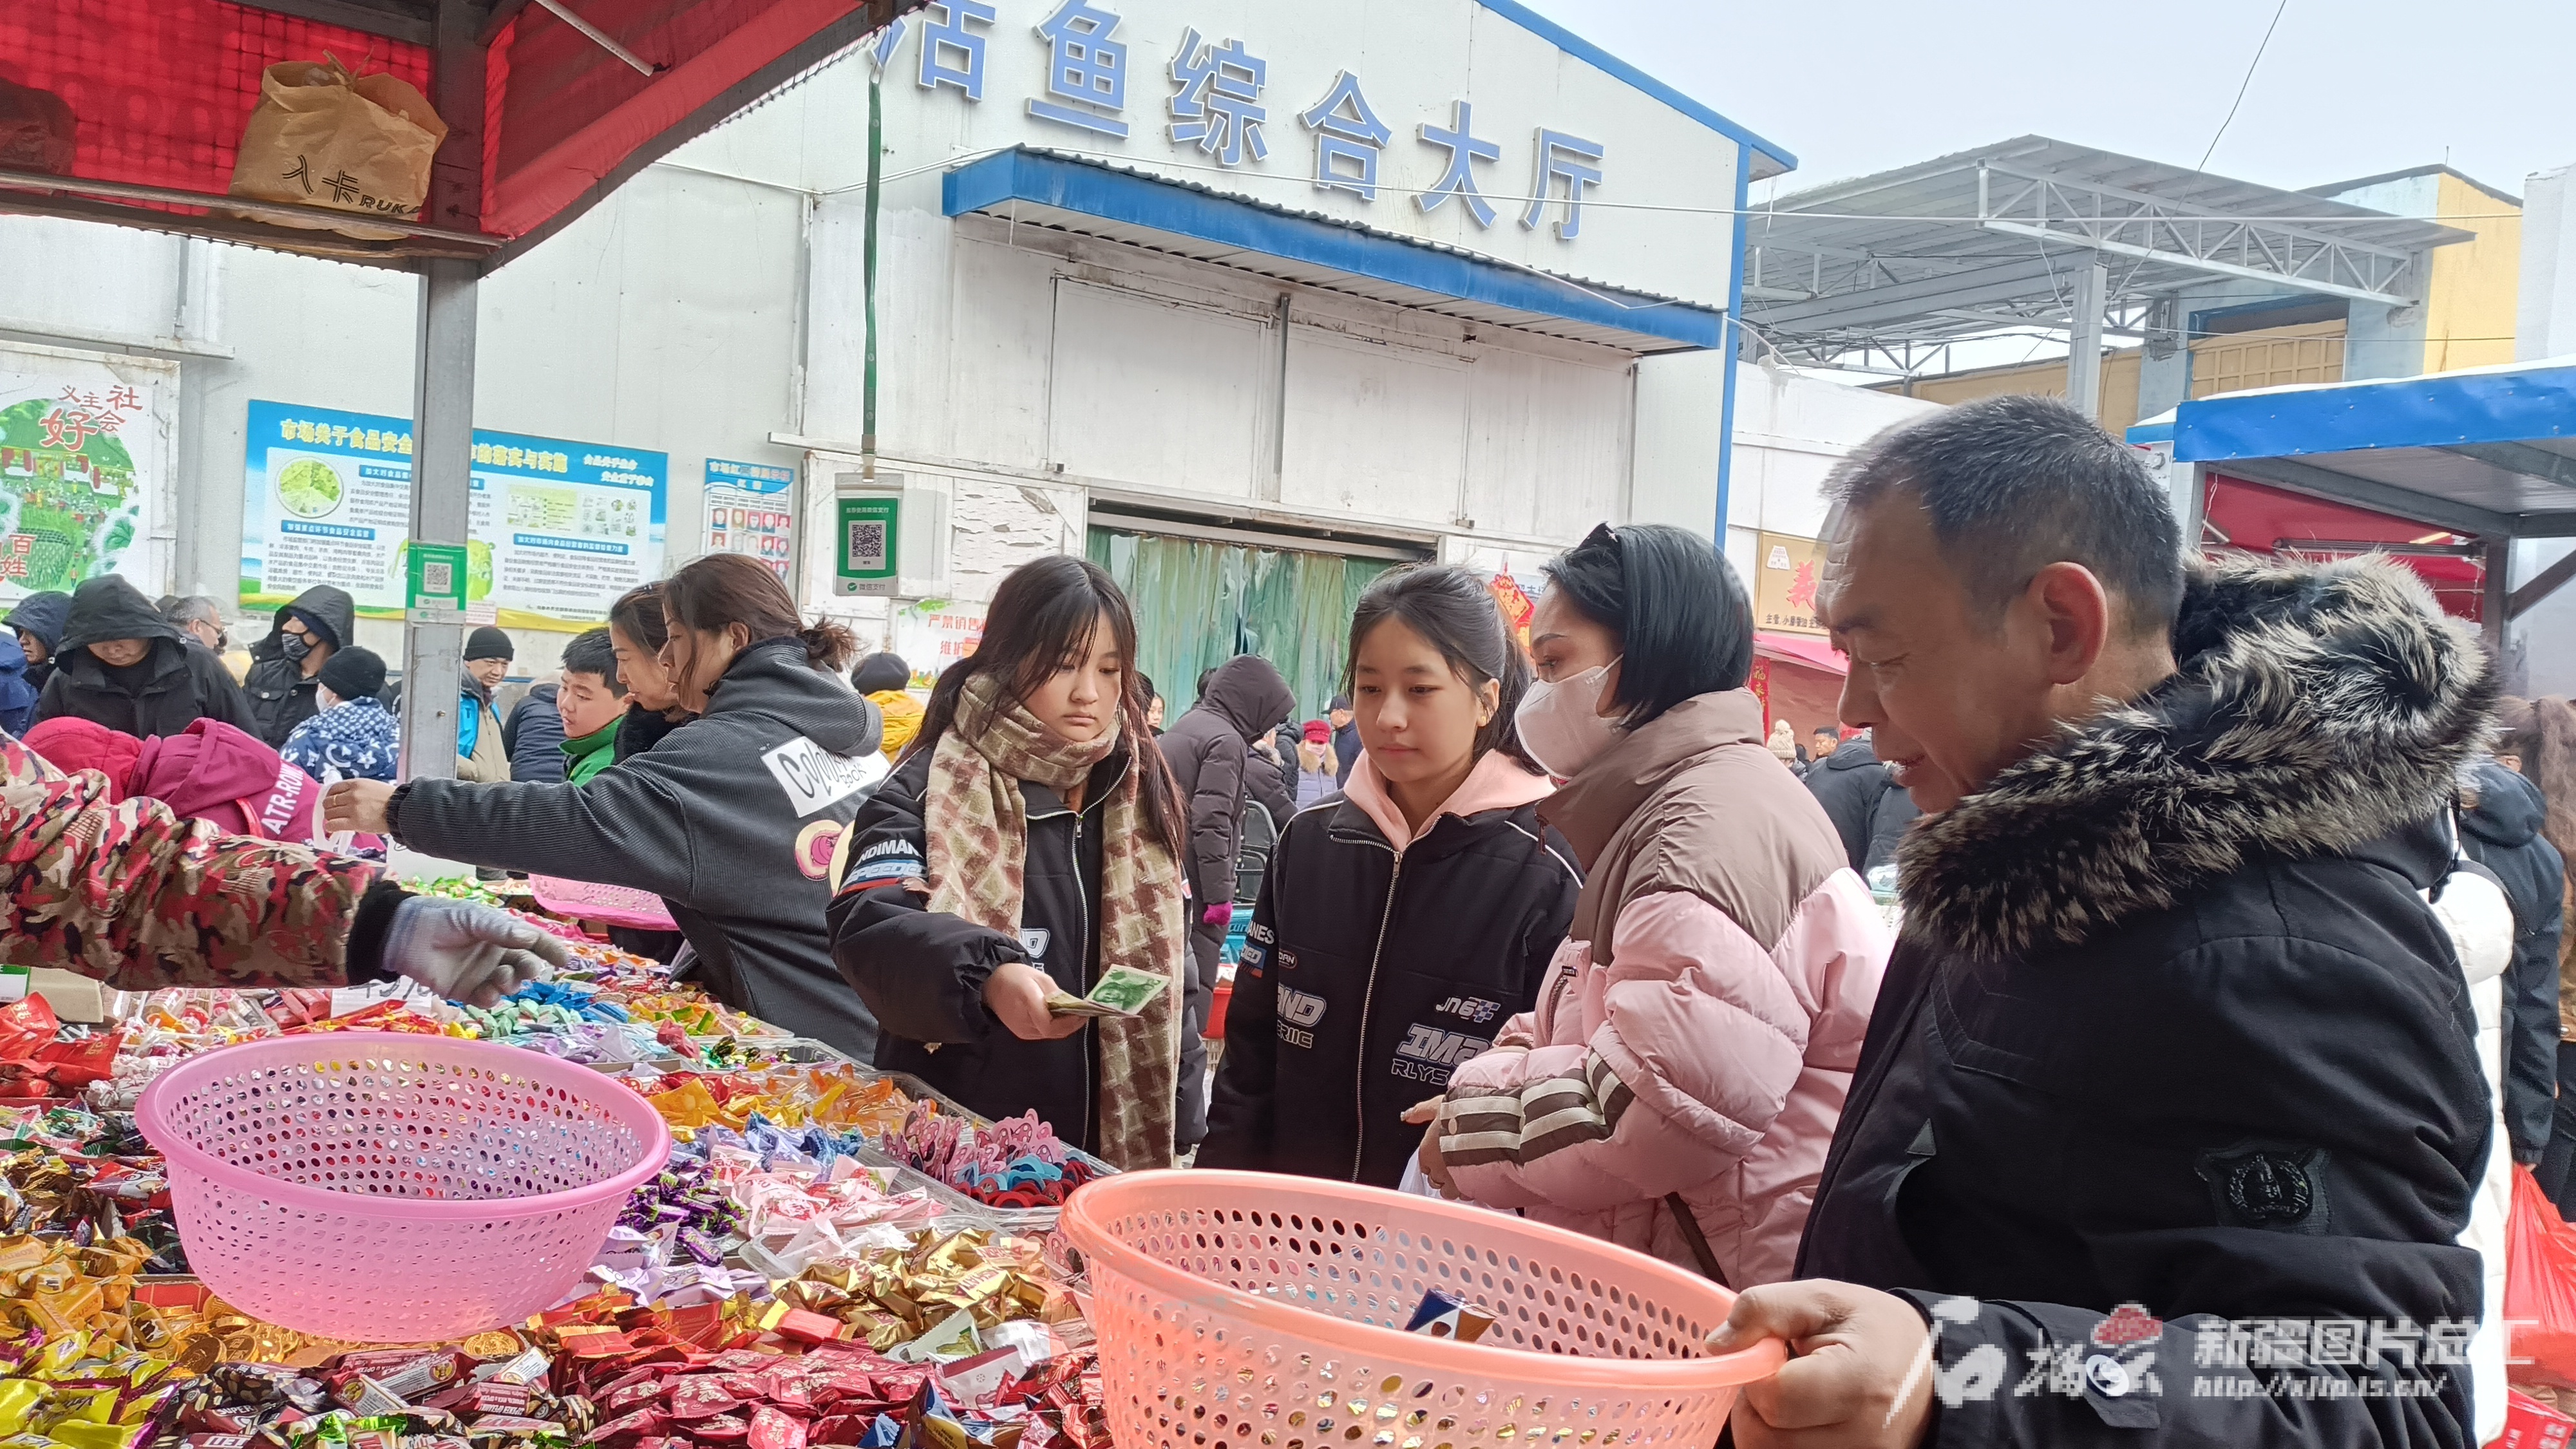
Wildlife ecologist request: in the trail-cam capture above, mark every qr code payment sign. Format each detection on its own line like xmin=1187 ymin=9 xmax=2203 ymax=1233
xmin=848 ymin=520 xmax=889 ymax=571
xmin=423 ymin=560 xmax=454 ymax=594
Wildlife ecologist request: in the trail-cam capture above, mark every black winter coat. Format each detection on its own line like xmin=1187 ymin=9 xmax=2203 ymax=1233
xmin=1160 ymin=658 xmax=1294 ymax=909
xmin=243 ymin=585 xmax=356 ymax=748
xmin=32 ymin=578 xmax=255 ymax=740
xmin=829 ymin=744 xmax=1147 ymax=1155
xmin=1803 ymin=735 xmax=1916 ymax=873
xmin=2459 ymin=757 xmax=2564 ymax=1163
xmin=1800 ymin=558 xmax=2497 ymax=1447
xmin=1200 ymin=788 xmax=1579 ymax=1186
xmin=504 ymin=685 xmax=568 ymax=784
xmin=389 ymin=640 xmax=887 ymax=1058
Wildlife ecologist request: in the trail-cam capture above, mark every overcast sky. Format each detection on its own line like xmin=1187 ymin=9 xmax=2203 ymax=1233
xmin=1518 ymin=0 xmax=2575 ymax=206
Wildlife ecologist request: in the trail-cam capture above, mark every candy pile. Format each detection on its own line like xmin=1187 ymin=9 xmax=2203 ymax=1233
xmin=634 ymin=1071 xmax=920 ymax=1139
xmin=880 ymin=1104 xmax=1101 ymax=1211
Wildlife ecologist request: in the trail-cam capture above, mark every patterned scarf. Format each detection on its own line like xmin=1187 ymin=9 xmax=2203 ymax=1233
xmin=923 ymin=671 xmax=1187 ymax=1171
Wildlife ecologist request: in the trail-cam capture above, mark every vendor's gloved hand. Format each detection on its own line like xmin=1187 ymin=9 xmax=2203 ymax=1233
xmin=1201 ymin=902 xmax=1234 ymax=927
xmin=381 ymin=897 xmax=571 ymax=1007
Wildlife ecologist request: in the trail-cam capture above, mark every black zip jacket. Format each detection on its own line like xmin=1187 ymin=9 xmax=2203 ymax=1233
xmin=1804 ymin=735 xmax=1917 ymax=873
xmin=1200 ymin=790 xmax=1579 ymax=1187
xmin=32 ymin=577 xmax=254 ymax=740
xmin=2459 ymin=757 xmax=2564 ymax=1163
xmin=387 ymin=639 xmax=887 ymax=1058
xmin=244 ymin=585 xmax=356 ymax=748
xmin=504 ymin=684 xmax=567 ymax=783
xmin=1800 ymin=558 xmax=2495 ymax=1447
xmin=828 ymin=744 xmax=1144 ymax=1155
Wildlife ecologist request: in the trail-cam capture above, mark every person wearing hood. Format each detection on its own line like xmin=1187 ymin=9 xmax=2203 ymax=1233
xmin=1158 ymin=652 xmax=1295 ymax=1150
xmin=455 ymin=627 xmax=515 ymax=782
xmin=1202 ymin=565 xmax=1579 ymax=1187
xmin=244 ymin=585 xmax=354 ymax=748
xmin=1711 ymin=398 xmax=2501 ymax=1449
xmin=850 ymin=652 xmax=923 ymax=762
xmin=829 ymin=556 xmax=1191 ymax=1171
xmin=6 ymin=592 xmax=70 ymax=695
xmin=2457 ymin=756 xmax=2564 ymax=1173
xmin=0 ymin=635 xmax=33 ymax=738
xmin=327 ymin=554 xmax=889 ymax=1060
xmin=33 ymin=576 xmax=256 ymax=740
xmin=279 ymin=647 xmax=399 ymax=786
xmin=1412 ymin=525 xmax=1888 ymax=1289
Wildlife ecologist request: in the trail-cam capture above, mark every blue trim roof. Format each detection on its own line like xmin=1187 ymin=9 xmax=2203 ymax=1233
xmin=2172 ymin=362 xmax=2576 ymax=461
xmin=943 ymin=149 xmax=1727 ymax=350
xmin=1474 ymin=0 xmax=1795 ymax=176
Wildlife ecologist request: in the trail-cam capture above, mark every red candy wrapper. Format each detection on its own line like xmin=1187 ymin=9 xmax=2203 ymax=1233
xmin=745 ymin=1406 xmax=806 ymax=1449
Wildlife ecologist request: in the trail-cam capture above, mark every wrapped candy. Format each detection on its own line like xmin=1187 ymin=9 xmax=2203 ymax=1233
xmin=879 ymin=1107 xmax=1095 ymax=1209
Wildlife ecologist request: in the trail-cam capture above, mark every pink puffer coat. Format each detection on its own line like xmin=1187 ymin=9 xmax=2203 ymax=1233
xmin=1435 ymin=690 xmax=1889 ymax=1287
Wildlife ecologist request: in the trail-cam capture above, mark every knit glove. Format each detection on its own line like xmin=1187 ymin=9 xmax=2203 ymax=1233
xmin=381 ymin=897 xmax=571 ymax=1007
xmin=1201 ymin=902 xmax=1234 ymax=927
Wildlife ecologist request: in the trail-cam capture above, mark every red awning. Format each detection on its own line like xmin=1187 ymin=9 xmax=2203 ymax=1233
xmin=1755 ymin=630 xmax=1848 ymax=676
xmin=0 ymin=0 xmax=915 ymax=265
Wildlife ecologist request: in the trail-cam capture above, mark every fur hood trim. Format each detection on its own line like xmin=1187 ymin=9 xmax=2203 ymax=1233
xmin=1900 ymin=554 xmax=2496 ymax=961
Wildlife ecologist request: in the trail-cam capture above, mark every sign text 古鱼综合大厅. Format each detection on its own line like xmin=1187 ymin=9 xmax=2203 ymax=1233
xmin=240 ymin=400 xmax=668 ymax=631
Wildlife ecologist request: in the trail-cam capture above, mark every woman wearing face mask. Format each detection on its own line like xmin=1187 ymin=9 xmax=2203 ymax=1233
xmin=1412 ymin=524 xmax=1891 ymax=1288
xmin=828 ymin=555 xmax=1191 ymax=1171
xmin=325 ymin=554 xmax=890 ymax=1059
xmin=1199 ymin=565 xmax=1578 ymax=1187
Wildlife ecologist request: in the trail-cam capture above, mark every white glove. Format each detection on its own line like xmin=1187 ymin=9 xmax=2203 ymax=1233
xmin=380 ymin=897 xmax=571 ymax=1007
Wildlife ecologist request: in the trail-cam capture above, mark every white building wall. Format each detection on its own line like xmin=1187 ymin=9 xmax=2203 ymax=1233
xmin=1722 ymin=361 xmax=1938 ymax=583
xmin=0 ymin=2 xmax=1771 ymax=678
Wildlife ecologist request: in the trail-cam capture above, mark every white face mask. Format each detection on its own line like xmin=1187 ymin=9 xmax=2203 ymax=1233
xmin=1515 ymin=658 xmax=1624 ymax=778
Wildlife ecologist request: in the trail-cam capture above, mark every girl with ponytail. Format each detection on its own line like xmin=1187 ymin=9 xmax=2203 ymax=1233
xmin=325 ymin=552 xmax=892 ymax=1059
xmin=1198 ymin=564 xmax=1580 ymax=1188
xmin=828 ymin=555 xmax=1191 ymax=1170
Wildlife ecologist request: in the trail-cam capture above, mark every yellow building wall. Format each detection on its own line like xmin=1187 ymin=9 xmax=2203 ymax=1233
xmin=2421 ymin=171 xmax=2521 ymax=374
xmin=1884 ymin=348 xmax=2142 ymax=435
xmin=2189 ymin=320 xmax=2346 ymax=398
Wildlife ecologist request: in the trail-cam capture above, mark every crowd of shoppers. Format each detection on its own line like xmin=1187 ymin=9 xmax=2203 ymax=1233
xmin=8 ymin=389 xmax=2564 ymax=1446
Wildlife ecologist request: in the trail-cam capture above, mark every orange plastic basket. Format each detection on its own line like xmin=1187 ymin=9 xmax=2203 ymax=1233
xmin=1058 ymin=1171 xmax=1786 ymax=1446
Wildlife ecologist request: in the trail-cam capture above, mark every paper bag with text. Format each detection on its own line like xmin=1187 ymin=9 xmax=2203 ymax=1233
xmin=228 ymin=55 xmax=448 ymax=239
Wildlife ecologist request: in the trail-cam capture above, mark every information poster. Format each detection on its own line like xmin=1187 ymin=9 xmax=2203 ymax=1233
xmin=703 ymin=459 xmax=795 ymax=583
xmin=0 ymin=345 xmax=174 ymax=603
xmin=889 ymin=600 xmax=985 ymax=687
xmin=1754 ymin=529 xmax=1826 ymax=636
xmin=240 ymin=400 xmax=667 ymax=630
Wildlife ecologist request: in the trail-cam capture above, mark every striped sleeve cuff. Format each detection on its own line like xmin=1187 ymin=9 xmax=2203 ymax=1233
xmin=1440 ymin=1049 xmax=1634 ymax=1168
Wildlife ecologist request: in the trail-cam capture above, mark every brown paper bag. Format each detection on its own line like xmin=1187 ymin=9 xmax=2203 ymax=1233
xmin=227 ymin=55 xmax=448 ymax=239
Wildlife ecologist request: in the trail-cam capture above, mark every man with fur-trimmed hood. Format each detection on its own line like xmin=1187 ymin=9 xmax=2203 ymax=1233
xmin=1710 ymin=395 xmax=2500 ymax=1449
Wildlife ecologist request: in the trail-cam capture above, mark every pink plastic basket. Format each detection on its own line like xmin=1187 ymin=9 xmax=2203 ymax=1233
xmin=136 ymin=1033 xmax=670 ymax=1342
xmin=1059 ymin=1171 xmax=1786 ymax=1447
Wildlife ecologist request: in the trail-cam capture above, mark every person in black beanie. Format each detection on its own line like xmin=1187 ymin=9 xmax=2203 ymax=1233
xmin=457 ymin=626 xmax=514 ymax=782
xmin=281 ymin=647 xmax=400 ymax=785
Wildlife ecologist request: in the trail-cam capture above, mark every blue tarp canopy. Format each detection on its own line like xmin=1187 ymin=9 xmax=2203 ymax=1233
xmin=2135 ymin=358 xmax=2576 ymax=541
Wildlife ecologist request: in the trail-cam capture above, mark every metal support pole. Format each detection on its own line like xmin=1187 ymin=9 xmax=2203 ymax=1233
xmin=859 ymin=62 xmax=882 ymax=481
xmin=399 ymin=258 xmax=477 ymax=782
xmin=2066 ymin=261 xmax=2107 ymax=421
xmin=2482 ymin=538 xmax=2511 ymax=656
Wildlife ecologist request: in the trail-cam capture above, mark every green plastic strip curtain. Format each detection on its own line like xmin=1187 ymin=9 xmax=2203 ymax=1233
xmin=1088 ymin=527 xmax=1394 ymax=723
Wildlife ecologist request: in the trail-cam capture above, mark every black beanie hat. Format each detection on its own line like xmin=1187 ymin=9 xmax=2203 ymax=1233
xmin=318 ymin=645 xmax=386 ymax=701
xmin=464 ymin=625 xmax=515 ymax=663
xmin=849 ymin=651 xmax=910 ymax=696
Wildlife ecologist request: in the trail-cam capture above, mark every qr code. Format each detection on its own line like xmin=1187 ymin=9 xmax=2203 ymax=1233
xmin=422 ymin=560 xmax=453 ymax=594
xmin=848 ymin=520 xmax=889 ymax=571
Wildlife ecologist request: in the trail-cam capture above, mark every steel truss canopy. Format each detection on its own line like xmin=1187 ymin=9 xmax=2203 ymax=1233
xmin=1739 ymin=136 xmax=2472 ymax=369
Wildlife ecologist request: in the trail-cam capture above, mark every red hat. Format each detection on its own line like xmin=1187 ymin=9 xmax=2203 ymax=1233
xmin=1302 ymin=719 xmax=1331 ymax=743
xmin=22 ymin=717 xmax=142 ymax=800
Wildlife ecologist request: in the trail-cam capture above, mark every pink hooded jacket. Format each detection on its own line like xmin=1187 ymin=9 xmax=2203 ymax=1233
xmin=1436 ymin=690 xmax=1890 ymax=1287
xmin=128 ymin=718 xmax=323 ymax=845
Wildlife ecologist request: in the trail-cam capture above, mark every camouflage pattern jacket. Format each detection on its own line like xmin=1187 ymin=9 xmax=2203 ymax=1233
xmin=1 ymin=732 xmax=393 ymax=987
